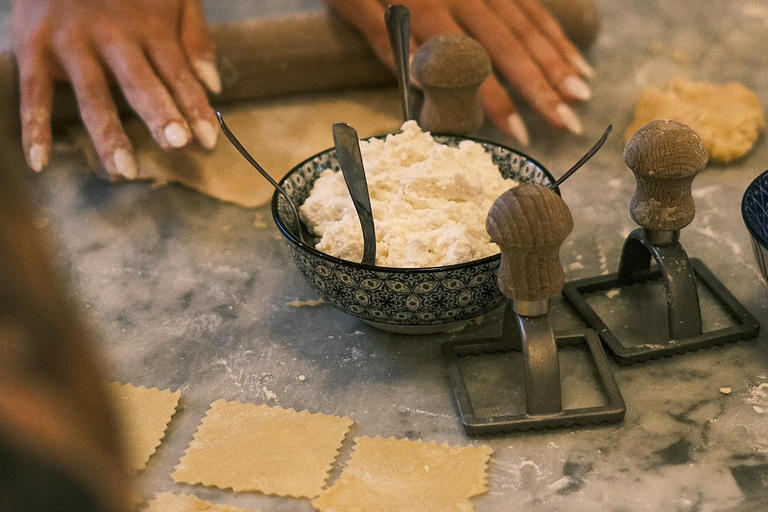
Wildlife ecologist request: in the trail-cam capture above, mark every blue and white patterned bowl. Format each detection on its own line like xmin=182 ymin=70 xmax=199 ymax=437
xmin=742 ymin=169 xmax=768 ymax=283
xmin=271 ymin=134 xmax=557 ymax=334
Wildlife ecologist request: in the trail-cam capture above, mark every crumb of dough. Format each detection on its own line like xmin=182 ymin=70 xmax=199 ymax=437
xmin=625 ymin=77 xmax=765 ymax=163
xmin=719 ymin=387 xmax=732 ymax=395
xmin=287 ymin=298 xmax=326 ymax=307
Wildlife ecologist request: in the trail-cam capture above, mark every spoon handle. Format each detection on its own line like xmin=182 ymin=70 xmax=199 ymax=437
xmin=551 ymin=124 xmax=612 ymax=190
xmin=216 ymin=110 xmax=307 ymax=244
xmin=333 ymin=123 xmax=377 ymax=266
xmin=386 ymin=4 xmax=412 ymax=122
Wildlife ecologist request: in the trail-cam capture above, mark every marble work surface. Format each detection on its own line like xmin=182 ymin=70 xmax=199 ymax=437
xmin=6 ymin=0 xmax=768 ymax=511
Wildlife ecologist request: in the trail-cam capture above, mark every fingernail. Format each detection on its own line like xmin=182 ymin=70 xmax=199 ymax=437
xmin=506 ymin=113 xmax=530 ymax=146
xmin=113 ymin=148 xmax=139 ymax=180
xmin=29 ymin=143 xmax=46 ymax=172
xmin=163 ymin=122 xmax=189 ymax=148
xmin=569 ymin=55 xmax=594 ymax=79
xmin=194 ymin=120 xmax=218 ymax=150
xmin=193 ymin=58 xmax=222 ymax=94
xmin=563 ymin=75 xmax=592 ymax=101
xmin=556 ymin=103 xmax=583 ymax=135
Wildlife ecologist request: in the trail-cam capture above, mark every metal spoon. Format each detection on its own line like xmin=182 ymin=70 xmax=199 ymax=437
xmin=551 ymin=124 xmax=612 ymax=189
xmin=385 ymin=4 xmax=412 ymax=122
xmin=216 ymin=110 xmax=308 ymax=244
xmin=332 ymin=122 xmax=377 ymax=266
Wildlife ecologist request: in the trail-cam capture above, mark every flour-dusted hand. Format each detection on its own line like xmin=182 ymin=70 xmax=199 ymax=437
xmin=325 ymin=0 xmax=595 ymax=145
xmin=11 ymin=0 xmax=221 ymax=180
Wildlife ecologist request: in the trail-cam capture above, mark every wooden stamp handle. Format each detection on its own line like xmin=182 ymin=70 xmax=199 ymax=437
xmin=486 ymin=185 xmax=574 ymax=302
xmin=411 ymin=34 xmax=491 ymax=135
xmin=623 ymin=120 xmax=708 ymax=232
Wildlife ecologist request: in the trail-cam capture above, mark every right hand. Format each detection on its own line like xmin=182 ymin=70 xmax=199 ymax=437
xmin=11 ymin=0 xmax=221 ymax=180
xmin=325 ymin=0 xmax=595 ymax=146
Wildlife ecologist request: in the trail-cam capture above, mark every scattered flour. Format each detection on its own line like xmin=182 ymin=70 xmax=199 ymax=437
xmin=300 ymin=121 xmax=518 ymax=267
xmin=747 ymin=382 xmax=768 ymax=413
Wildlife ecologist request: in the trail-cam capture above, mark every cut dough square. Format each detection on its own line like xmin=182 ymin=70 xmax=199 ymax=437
xmin=312 ymin=436 xmax=493 ymax=512
xmin=145 ymin=492 xmax=261 ymax=512
xmin=173 ymin=399 xmax=353 ymax=498
xmin=107 ymin=382 xmax=181 ymax=473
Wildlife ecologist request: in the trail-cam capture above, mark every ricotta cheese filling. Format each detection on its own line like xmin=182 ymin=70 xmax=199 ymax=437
xmin=300 ymin=121 xmax=519 ymax=267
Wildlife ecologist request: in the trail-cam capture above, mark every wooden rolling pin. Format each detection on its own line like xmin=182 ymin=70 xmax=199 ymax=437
xmin=0 ymin=11 xmax=393 ymax=129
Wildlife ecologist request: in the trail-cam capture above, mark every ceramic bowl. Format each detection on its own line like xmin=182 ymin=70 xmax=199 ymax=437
xmin=271 ymin=134 xmax=557 ymax=334
xmin=742 ymin=169 xmax=768 ymax=283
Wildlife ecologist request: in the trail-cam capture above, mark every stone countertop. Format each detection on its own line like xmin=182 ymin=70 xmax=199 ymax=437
xmin=12 ymin=0 xmax=768 ymax=511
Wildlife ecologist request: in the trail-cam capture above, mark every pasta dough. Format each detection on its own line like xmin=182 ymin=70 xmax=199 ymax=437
xmin=72 ymin=88 xmax=402 ymax=208
xmin=312 ymin=436 xmax=493 ymax=512
xmin=107 ymin=382 xmax=181 ymax=473
xmin=172 ymin=399 xmax=353 ymax=498
xmin=625 ymin=77 xmax=765 ymax=163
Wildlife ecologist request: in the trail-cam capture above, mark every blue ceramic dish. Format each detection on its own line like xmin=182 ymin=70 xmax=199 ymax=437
xmin=272 ymin=134 xmax=557 ymax=334
xmin=742 ymin=169 xmax=768 ymax=282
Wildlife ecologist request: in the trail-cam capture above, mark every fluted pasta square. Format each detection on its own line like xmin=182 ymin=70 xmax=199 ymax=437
xmin=107 ymin=382 xmax=181 ymax=473
xmin=173 ymin=399 xmax=353 ymax=498
xmin=145 ymin=492 xmax=262 ymax=512
xmin=313 ymin=436 xmax=492 ymax=512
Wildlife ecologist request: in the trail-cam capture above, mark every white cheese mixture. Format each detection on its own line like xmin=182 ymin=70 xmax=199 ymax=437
xmin=300 ymin=121 xmax=519 ymax=267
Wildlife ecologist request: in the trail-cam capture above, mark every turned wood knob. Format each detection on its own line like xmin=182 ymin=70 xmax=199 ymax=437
xmin=411 ymin=34 xmax=491 ymax=135
xmin=624 ymin=120 xmax=708 ymax=232
xmin=486 ymin=185 xmax=573 ymax=302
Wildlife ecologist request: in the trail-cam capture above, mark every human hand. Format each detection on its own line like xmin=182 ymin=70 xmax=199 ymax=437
xmin=11 ymin=0 xmax=221 ymax=180
xmin=325 ymin=0 xmax=595 ymax=145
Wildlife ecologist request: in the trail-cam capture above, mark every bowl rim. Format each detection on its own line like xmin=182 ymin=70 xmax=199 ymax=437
xmin=741 ymin=168 xmax=768 ymax=250
xmin=271 ymin=132 xmax=559 ymax=273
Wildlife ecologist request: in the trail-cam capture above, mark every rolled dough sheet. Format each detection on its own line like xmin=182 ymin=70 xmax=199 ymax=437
xmin=145 ymin=492 xmax=261 ymax=512
xmin=71 ymin=88 xmax=402 ymax=207
xmin=172 ymin=399 xmax=353 ymax=498
xmin=624 ymin=77 xmax=765 ymax=163
xmin=312 ymin=436 xmax=493 ymax=512
xmin=107 ymin=382 xmax=181 ymax=473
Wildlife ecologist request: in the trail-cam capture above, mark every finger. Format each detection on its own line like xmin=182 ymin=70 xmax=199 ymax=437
xmin=97 ymin=36 xmax=192 ymax=150
xmin=391 ymin=0 xmax=464 ymax=41
xmin=327 ymin=0 xmax=394 ymax=68
xmin=452 ymin=0 xmax=582 ymax=134
xmin=54 ymin=40 xmax=138 ymax=180
xmin=479 ymin=76 xmax=529 ymax=146
xmin=146 ymin=36 xmax=218 ymax=149
xmin=180 ymin=0 xmax=221 ymax=94
xmin=515 ymin=0 xmax=594 ymax=78
xmin=486 ymin=0 xmax=591 ymax=102
xmin=16 ymin=46 xmax=53 ymax=172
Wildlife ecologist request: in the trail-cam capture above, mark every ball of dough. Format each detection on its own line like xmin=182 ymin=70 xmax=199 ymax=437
xmin=624 ymin=77 xmax=765 ymax=163
xmin=539 ymin=0 xmax=600 ymax=52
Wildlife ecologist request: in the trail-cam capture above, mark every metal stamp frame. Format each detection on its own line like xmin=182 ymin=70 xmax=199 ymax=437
xmin=442 ymin=302 xmax=625 ymax=434
xmin=563 ymin=228 xmax=760 ymax=366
